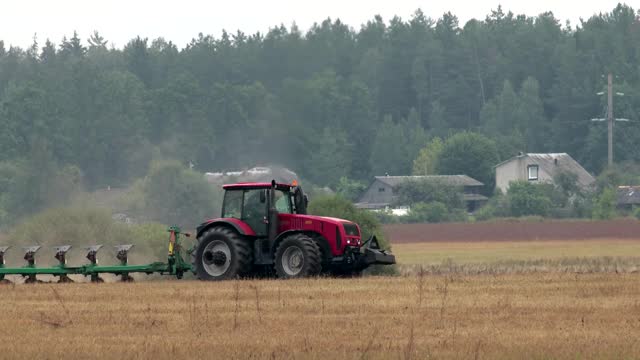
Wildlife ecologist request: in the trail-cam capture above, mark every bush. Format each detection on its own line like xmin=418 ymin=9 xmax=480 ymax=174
xmin=592 ymin=188 xmax=617 ymax=220
xmin=371 ymin=209 xmax=400 ymax=224
xmin=507 ymin=181 xmax=552 ymax=217
xmin=308 ymin=195 xmax=390 ymax=250
xmin=473 ymin=192 xmax=510 ymax=221
xmin=403 ymin=202 xmax=469 ymax=224
xmin=405 ymin=202 xmax=448 ymax=223
xmin=125 ymin=160 xmax=222 ymax=228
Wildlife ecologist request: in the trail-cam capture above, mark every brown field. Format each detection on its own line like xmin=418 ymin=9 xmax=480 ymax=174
xmin=2 ymin=274 xmax=640 ymax=359
xmin=2 ymin=220 xmax=640 ymax=359
xmin=392 ymin=239 xmax=640 ymax=265
xmin=383 ymin=219 xmax=640 ymax=243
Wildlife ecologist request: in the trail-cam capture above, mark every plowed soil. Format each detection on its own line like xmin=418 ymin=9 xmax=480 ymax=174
xmin=384 ymin=219 xmax=640 ymax=243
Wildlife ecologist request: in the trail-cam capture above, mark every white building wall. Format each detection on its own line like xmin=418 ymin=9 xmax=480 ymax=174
xmin=495 ymin=158 xmax=523 ymax=193
xmin=496 ymin=156 xmax=556 ymax=193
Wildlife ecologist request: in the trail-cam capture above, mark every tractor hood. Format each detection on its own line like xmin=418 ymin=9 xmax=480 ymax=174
xmin=279 ymin=213 xmax=356 ymax=227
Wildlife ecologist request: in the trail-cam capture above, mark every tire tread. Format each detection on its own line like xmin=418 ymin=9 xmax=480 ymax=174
xmin=191 ymin=226 xmax=252 ymax=280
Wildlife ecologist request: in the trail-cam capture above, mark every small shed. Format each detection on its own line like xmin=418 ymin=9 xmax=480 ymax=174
xmin=617 ymin=186 xmax=640 ymax=211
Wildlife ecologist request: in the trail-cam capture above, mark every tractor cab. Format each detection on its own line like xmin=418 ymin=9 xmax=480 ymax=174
xmin=220 ymin=181 xmax=307 ymax=237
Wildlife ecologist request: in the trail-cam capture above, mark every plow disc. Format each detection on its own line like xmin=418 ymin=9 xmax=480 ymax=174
xmin=0 ymin=227 xmax=193 ymax=284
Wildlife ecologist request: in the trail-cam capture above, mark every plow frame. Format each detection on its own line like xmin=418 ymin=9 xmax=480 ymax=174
xmin=0 ymin=226 xmax=193 ymax=283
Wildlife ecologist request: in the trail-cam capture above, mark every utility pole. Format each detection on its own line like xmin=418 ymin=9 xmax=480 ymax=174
xmin=591 ymin=73 xmax=629 ymax=168
xmin=607 ymin=73 xmax=613 ymax=167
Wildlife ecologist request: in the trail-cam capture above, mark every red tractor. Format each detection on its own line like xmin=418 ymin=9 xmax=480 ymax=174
xmin=191 ymin=180 xmax=395 ymax=280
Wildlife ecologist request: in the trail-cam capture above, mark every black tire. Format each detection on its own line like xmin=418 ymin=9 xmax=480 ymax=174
xmin=309 ymin=234 xmax=332 ymax=275
xmin=274 ymin=234 xmax=321 ymax=279
xmin=191 ymin=226 xmax=252 ymax=281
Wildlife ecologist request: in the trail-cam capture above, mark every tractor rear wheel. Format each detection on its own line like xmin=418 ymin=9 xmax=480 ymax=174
xmin=274 ymin=234 xmax=321 ymax=279
xmin=191 ymin=227 xmax=252 ymax=281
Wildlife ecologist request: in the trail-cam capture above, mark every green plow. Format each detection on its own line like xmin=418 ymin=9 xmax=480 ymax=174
xmin=0 ymin=226 xmax=192 ymax=284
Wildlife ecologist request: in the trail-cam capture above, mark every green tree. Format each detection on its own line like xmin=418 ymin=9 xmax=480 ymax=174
xmin=428 ymin=100 xmax=448 ymax=138
xmin=1 ymin=5 xmax=640 ymax=225
xmin=402 ymin=108 xmax=428 ymax=166
xmin=335 ymin=177 xmax=367 ymax=202
xmin=308 ymin=127 xmax=352 ymax=187
xmin=132 ymin=160 xmax=222 ymax=228
xmin=482 ymin=79 xmax=519 ymax=135
xmin=592 ymin=187 xmax=616 ymax=220
xmin=369 ymin=116 xmax=407 ymax=176
xmin=412 ymin=137 xmax=443 ymax=175
xmin=0 ymin=139 xmax=83 ymax=225
xmin=436 ymin=132 xmax=499 ymax=192
xmin=518 ymin=77 xmax=548 ymax=151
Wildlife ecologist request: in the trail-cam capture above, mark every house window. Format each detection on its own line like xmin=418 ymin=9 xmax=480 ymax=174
xmin=527 ymin=165 xmax=539 ymax=181
xmin=378 ymin=187 xmax=385 ymax=192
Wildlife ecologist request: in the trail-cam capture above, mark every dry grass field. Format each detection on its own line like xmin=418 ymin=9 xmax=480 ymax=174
xmin=392 ymin=239 xmax=640 ymax=265
xmin=1 ymin=274 xmax=640 ymax=359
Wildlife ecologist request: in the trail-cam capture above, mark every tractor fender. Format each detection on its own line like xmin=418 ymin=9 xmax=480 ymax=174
xmin=196 ymin=219 xmax=256 ymax=238
xmin=272 ymin=230 xmax=331 ymax=262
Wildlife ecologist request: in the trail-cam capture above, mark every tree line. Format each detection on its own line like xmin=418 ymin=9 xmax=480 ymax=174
xmin=1 ymin=4 xmax=639 ymax=225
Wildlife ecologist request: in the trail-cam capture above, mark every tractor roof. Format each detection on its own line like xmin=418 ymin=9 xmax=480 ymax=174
xmin=223 ymin=182 xmax=294 ymax=190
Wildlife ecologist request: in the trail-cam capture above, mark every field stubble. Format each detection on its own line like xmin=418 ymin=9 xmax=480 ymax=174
xmin=1 ymin=274 xmax=640 ymax=359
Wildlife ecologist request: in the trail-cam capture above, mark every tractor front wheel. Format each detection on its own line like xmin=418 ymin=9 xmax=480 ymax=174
xmin=191 ymin=227 xmax=252 ymax=281
xmin=274 ymin=234 xmax=321 ymax=279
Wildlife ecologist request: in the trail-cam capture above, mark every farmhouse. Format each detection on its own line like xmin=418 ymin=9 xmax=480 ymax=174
xmin=495 ymin=153 xmax=595 ymax=193
xmin=355 ymin=175 xmax=487 ymax=215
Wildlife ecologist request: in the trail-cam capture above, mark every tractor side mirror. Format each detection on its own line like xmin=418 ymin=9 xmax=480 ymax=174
xmin=260 ymin=189 xmax=266 ymax=203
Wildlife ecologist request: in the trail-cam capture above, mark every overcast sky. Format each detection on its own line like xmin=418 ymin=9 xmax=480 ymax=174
xmin=0 ymin=0 xmax=632 ymax=49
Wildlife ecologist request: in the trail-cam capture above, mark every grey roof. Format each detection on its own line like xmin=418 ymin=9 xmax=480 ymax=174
xmin=374 ymin=175 xmax=484 ymax=187
xmin=495 ymin=153 xmax=595 ymax=188
xmin=617 ymin=186 xmax=640 ymax=205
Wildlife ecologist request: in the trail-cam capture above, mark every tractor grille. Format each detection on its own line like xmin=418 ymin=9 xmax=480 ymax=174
xmin=291 ymin=218 xmax=305 ymax=229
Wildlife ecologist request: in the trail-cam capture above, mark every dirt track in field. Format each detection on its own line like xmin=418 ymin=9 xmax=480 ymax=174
xmin=383 ymin=219 xmax=640 ymax=243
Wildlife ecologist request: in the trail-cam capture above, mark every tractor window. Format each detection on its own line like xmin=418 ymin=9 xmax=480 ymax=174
xmin=274 ymin=190 xmax=293 ymax=213
xmin=243 ymin=189 xmax=266 ymax=220
xmin=222 ymin=190 xmax=243 ymax=219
